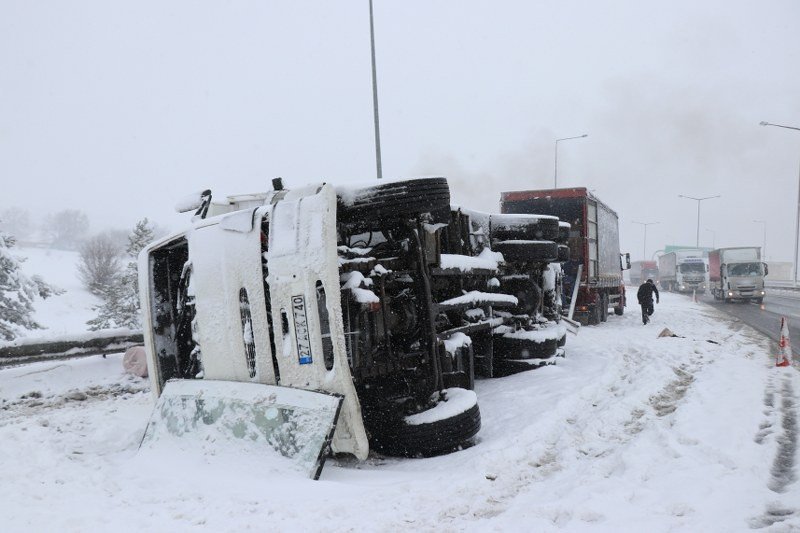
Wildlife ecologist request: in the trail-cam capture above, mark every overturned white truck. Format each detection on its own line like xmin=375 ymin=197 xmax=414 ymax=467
xmin=139 ymin=178 xmax=566 ymax=472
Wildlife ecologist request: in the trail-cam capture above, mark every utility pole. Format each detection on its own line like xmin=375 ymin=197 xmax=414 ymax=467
xmin=369 ymin=0 xmax=383 ymax=180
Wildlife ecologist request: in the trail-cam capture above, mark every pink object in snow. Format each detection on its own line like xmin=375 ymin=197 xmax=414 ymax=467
xmin=123 ymin=346 xmax=148 ymax=377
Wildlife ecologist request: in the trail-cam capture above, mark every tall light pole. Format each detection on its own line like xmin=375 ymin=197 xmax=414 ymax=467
xmin=554 ymin=134 xmax=587 ymax=188
xmin=632 ymin=221 xmax=659 ymax=260
xmin=705 ymin=228 xmax=716 ymax=249
xmin=369 ymin=0 xmax=383 ymax=180
xmin=753 ymin=219 xmax=767 ymax=259
xmin=678 ymin=194 xmax=720 ymax=247
xmin=760 ymin=120 xmax=800 ymax=283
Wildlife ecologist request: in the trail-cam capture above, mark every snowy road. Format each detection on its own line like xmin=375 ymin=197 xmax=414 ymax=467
xmin=1 ymin=293 xmax=798 ymax=532
xmin=701 ymin=290 xmax=800 ymax=359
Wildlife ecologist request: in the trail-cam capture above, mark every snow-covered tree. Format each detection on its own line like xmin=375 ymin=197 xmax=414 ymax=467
xmin=44 ymin=209 xmax=90 ymax=249
xmin=78 ymin=233 xmax=125 ymax=295
xmin=0 ymin=207 xmax=34 ymax=241
xmin=88 ymin=219 xmax=155 ymax=331
xmin=0 ymin=230 xmax=59 ymax=341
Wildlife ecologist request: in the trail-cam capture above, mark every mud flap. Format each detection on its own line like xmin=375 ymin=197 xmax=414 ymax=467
xmin=140 ymin=380 xmax=343 ymax=480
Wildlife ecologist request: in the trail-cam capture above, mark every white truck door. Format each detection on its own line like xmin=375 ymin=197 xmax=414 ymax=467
xmin=189 ymin=210 xmax=278 ymax=386
xmin=266 ymin=183 xmax=370 ymax=460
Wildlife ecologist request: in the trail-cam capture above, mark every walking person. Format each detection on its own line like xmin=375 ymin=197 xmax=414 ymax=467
xmin=637 ymin=278 xmax=659 ymax=325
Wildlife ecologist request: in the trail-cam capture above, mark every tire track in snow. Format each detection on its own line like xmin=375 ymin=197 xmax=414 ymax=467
xmin=750 ymin=364 xmax=799 ymax=527
xmin=767 ymin=376 xmax=797 ymax=494
xmin=0 ymin=382 xmax=147 ymax=427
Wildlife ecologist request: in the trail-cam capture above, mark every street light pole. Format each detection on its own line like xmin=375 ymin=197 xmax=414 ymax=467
xmin=369 ymin=0 xmax=383 ymax=180
xmin=705 ymin=228 xmax=715 ymax=249
xmin=554 ymin=134 xmax=588 ymax=188
xmin=754 ymin=220 xmax=767 ymax=259
xmin=678 ymin=194 xmax=721 ymax=247
xmin=632 ymin=221 xmax=659 ymax=260
xmin=760 ymin=120 xmax=800 ymax=283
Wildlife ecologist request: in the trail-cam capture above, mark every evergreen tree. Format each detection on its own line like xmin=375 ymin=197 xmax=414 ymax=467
xmin=88 ymin=219 xmax=154 ymax=331
xmin=0 ymin=230 xmax=58 ymax=340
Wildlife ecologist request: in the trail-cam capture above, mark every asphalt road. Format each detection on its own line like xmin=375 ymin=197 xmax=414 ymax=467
xmin=698 ymin=289 xmax=800 ymax=359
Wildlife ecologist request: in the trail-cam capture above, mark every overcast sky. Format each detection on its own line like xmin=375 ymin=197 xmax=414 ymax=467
xmin=2 ymin=0 xmax=799 ymax=261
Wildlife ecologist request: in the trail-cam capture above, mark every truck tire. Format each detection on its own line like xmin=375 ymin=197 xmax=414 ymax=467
xmin=493 ymin=334 xmax=559 ymax=360
xmin=600 ymin=293 xmax=609 ymax=322
xmin=589 ymin=302 xmax=601 ymax=325
xmin=337 ymin=177 xmax=451 ymax=226
xmin=613 ymin=305 xmax=624 ymax=316
xmin=494 ymin=357 xmax=555 ymax=376
xmin=493 ymin=240 xmax=558 ymax=263
xmin=369 ymin=389 xmax=481 ymax=457
xmin=557 ymin=244 xmax=570 ymax=262
xmin=755 ymin=297 xmax=764 ymax=304
xmin=490 ymin=214 xmax=560 ymax=242
xmin=557 ymin=224 xmax=570 ymax=244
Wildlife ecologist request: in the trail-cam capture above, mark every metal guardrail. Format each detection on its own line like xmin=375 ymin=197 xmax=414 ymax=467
xmin=766 ymin=281 xmax=800 ymax=292
xmin=0 ymin=330 xmax=144 ymax=367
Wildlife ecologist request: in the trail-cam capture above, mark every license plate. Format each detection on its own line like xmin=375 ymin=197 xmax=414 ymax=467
xmin=292 ymin=295 xmax=313 ymax=364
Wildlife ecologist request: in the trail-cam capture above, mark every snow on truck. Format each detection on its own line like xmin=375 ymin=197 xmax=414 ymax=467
xmin=629 ymin=260 xmax=659 ymax=286
xmin=657 ymin=251 xmax=707 ymax=292
xmin=138 ymin=177 xmax=567 ymax=476
xmin=709 ymin=247 xmax=768 ymax=303
xmin=500 ymin=187 xmax=630 ymax=326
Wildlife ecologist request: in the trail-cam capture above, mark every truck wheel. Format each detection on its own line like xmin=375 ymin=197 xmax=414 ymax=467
xmin=557 ymin=224 xmax=570 ymax=244
xmin=589 ymin=302 xmax=601 ymax=325
xmin=493 ymin=240 xmax=558 ymax=263
xmin=755 ymin=297 xmax=764 ymax=304
xmin=494 ymin=358 xmax=555 ymax=376
xmin=369 ymin=389 xmax=481 ymax=457
xmin=613 ymin=305 xmax=624 ymax=316
xmin=337 ymin=177 xmax=451 ymax=226
xmin=490 ymin=214 xmax=560 ymax=242
xmin=557 ymin=244 xmax=570 ymax=262
xmin=600 ymin=293 xmax=609 ymax=322
xmin=493 ymin=334 xmax=559 ymax=360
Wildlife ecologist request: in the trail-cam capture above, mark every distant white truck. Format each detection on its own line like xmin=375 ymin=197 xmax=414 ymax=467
xmin=709 ymin=247 xmax=768 ymax=303
xmin=658 ymin=250 xmax=708 ymax=292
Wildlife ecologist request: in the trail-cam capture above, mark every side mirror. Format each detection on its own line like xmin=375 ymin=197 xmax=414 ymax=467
xmin=175 ymin=189 xmax=213 ymax=219
xmin=625 ymin=253 xmax=631 ymax=270
xmin=764 ymin=262 xmax=769 ymax=276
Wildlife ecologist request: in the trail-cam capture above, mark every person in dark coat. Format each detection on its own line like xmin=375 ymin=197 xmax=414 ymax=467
xmin=637 ymin=278 xmax=660 ymax=324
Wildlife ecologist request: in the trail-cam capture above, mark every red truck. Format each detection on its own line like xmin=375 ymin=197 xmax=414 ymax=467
xmin=500 ymin=187 xmax=630 ymax=325
xmin=629 ymin=260 xmax=659 ymax=286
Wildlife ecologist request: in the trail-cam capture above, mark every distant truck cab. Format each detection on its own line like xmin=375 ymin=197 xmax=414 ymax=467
xmin=708 ymin=247 xmax=768 ymax=303
xmin=658 ymin=251 xmax=708 ymax=292
xmin=629 ymin=260 xmax=659 ymax=286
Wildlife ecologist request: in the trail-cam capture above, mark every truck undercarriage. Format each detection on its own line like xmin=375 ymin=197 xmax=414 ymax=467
xmin=140 ymin=177 xmax=568 ymax=469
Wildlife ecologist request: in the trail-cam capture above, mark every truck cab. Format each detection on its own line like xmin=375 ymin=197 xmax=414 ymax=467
xmin=709 ymin=247 xmax=768 ymax=303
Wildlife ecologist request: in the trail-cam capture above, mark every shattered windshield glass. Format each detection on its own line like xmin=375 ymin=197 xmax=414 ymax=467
xmin=140 ymin=380 xmax=342 ymax=479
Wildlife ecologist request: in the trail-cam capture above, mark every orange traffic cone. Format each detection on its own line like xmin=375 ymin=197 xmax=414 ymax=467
xmin=776 ymin=317 xmax=792 ymax=367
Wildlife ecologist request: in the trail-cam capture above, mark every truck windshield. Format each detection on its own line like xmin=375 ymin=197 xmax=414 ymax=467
xmin=679 ymin=263 xmax=705 ymax=273
xmin=727 ymin=263 xmax=762 ymax=277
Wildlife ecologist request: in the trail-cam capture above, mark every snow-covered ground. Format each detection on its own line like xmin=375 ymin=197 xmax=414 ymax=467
xmin=2 ymin=289 xmax=799 ymax=531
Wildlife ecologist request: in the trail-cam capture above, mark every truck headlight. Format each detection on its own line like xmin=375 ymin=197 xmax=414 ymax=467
xmin=728 ymin=292 xmax=733 ymax=296
xmin=760 ymin=291 xmax=765 ymax=295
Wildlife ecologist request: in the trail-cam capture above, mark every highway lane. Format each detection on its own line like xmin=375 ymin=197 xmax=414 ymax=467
xmin=697 ymin=290 xmax=800 ymax=359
